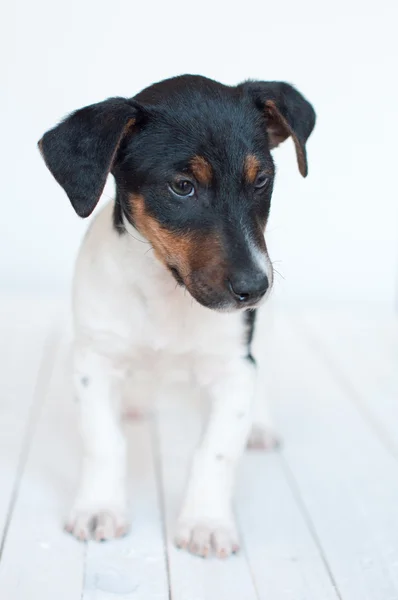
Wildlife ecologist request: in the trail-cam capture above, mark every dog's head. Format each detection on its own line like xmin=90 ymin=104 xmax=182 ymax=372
xmin=39 ymin=75 xmax=315 ymax=311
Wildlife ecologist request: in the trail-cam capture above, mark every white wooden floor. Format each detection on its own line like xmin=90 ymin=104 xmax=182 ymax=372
xmin=1 ymin=298 xmax=398 ymax=600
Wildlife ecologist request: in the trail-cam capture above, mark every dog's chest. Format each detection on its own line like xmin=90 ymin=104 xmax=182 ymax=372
xmin=135 ymin=280 xmax=244 ymax=359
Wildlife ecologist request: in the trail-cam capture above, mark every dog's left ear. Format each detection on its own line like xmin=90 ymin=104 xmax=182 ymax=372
xmin=239 ymin=81 xmax=316 ymax=177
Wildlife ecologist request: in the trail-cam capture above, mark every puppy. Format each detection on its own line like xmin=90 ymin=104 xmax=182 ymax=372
xmin=39 ymin=75 xmax=315 ymax=558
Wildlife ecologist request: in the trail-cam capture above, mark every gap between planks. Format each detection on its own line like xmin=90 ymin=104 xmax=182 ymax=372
xmin=0 ymin=325 xmax=60 ymax=560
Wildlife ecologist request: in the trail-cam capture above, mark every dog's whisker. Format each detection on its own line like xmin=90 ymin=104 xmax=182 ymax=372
xmin=112 ymin=219 xmax=151 ymax=245
xmin=273 ymin=268 xmax=285 ymax=280
xmin=102 ymin=192 xmax=115 ymax=201
xmin=124 ymin=228 xmax=152 ymax=245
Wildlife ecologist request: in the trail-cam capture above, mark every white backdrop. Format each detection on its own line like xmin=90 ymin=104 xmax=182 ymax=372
xmin=1 ymin=0 xmax=397 ymax=311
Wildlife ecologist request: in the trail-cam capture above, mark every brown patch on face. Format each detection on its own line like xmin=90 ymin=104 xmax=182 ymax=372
xmin=265 ymin=100 xmax=307 ymax=177
xmin=190 ymin=155 xmax=212 ymax=186
xmin=244 ymin=154 xmax=260 ymax=184
xmin=129 ymin=194 xmax=223 ymax=281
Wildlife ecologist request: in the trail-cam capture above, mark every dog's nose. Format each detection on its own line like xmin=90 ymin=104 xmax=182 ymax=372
xmin=227 ymin=272 xmax=269 ymax=304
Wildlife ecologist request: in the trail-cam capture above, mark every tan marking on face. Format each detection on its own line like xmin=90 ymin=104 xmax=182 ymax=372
xmin=190 ymin=155 xmax=212 ymax=186
xmin=129 ymin=194 xmax=223 ymax=281
xmin=244 ymin=154 xmax=260 ymax=184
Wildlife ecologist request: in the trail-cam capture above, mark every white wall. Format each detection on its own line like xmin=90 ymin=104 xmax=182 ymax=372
xmin=2 ymin=0 xmax=397 ymax=311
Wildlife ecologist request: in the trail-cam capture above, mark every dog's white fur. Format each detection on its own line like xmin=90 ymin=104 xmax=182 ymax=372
xmin=66 ymin=200 xmax=277 ymax=557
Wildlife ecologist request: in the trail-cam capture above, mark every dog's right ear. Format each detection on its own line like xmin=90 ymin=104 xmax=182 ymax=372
xmin=239 ymin=81 xmax=316 ymax=177
xmin=38 ymin=98 xmax=146 ymax=218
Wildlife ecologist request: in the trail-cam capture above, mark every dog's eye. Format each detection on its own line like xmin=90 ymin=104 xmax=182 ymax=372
xmin=169 ymin=180 xmax=195 ymax=197
xmin=254 ymin=173 xmax=269 ymax=189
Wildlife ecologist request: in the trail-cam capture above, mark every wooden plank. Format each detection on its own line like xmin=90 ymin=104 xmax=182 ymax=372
xmin=156 ymin=352 xmax=339 ymax=600
xmin=0 ymin=328 xmax=170 ymax=600
xmin=155 ymin=387 xmax=260 ymax=600
xmin=83 ymin=417 xmax=169 ymax=600
xmin=0 ymin=333 xmax=86 ymax=600
xmin=237 ymin=453 xmax=340 ymax=600
xmin=0 ymin=305 xmax=56 ymax=546
xmin=265 ymin=313 xmax=398 ymax=600
xmin=2 ymin=302 xmax=397 ymax=599
xmin=298 ymin=311 xmax=398 ymax=454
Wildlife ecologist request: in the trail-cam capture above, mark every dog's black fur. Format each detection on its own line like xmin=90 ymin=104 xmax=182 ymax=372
xmin=39 ymin=74 xmax=315 ymax=350
xmin=244 ymin=309 xmax=257 ymax=364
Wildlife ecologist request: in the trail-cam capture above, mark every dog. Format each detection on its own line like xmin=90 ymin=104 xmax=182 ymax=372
xmin=38 ymin=74 xmax=315 ymax=558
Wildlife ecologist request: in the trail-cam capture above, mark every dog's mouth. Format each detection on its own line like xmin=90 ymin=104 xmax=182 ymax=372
xmin=167 ymin=265 xmax=267 ymax=312
xmin=169 ymin=266 xmax=185 ymax=287
xmin=168 ymin=264 xmax=227 ymax=309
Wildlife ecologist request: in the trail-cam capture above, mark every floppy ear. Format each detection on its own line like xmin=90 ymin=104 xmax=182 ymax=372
xmin=38 ymin=97 xmax=143 ymax=217
xmin=240 ymin=81 xmax=316 ymax=177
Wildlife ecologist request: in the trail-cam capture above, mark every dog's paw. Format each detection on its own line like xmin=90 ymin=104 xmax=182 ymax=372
xmin=175 ymin=520 xmax=240 ymax=559
xmin=247 ymin=424 xmax=281 ymax=451
xmin=65 ymin=508 xmax=129 ymax=542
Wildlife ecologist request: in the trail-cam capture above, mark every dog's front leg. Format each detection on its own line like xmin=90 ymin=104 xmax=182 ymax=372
xmin=175 ymin=357 xmax=255 ymax=558
xmin=247 ymin=361 xmax=281 ymax=450
xmin=65 ymin=343 xmax=129 ymax=542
